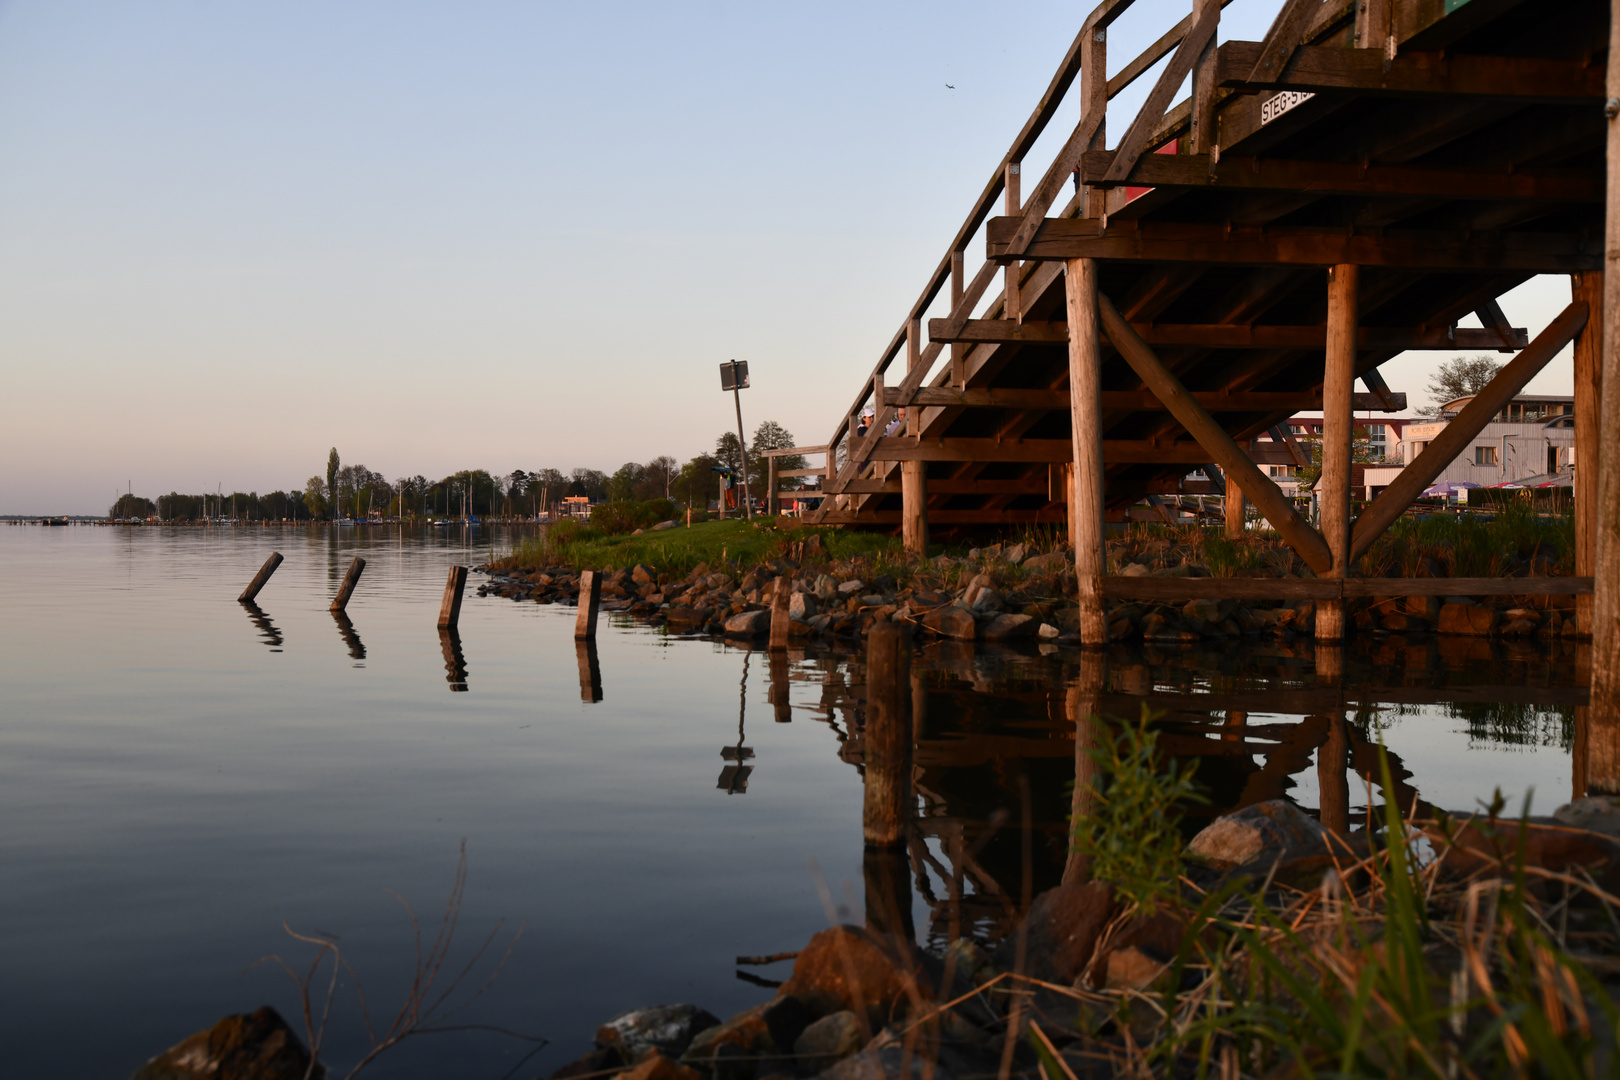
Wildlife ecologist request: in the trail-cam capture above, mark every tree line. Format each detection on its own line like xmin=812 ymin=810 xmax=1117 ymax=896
xmin=113 ymin=421 xmax=808 ymax=520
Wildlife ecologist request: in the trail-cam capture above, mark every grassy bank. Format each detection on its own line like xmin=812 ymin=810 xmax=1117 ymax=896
xmin=496 ymin=518 xmax=906 ymax=576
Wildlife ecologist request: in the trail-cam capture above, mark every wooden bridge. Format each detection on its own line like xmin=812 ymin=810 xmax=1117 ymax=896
xmin=769 ymin=0 xmax=1611 ymax=652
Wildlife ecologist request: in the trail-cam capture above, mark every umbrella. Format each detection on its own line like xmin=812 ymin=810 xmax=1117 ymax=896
xmin=1421 ymin=481 xmax=1480 ymax=496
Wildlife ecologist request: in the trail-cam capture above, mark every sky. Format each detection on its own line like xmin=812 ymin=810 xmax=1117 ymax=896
xmin=0 ymin=0 xmax=1580 ymax=514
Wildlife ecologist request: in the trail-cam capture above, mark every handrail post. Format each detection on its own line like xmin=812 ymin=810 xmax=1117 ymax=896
xmin=950 ymin=249 xmax=966 ymax=386
xmin=1004 ymin=162 xmax=1023 ymax=322
xmin=1080 ymin=24 xmax=1107 ymax=218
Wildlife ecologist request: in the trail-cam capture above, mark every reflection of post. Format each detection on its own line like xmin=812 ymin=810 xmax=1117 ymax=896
xmin=1318 ymin=713 xmax=1350 ymax=837
xmin=1315 ymin=642 xmax=1344 ymax=686
xmin=438 ymin=627 xmax=468 ymax=691
xmin=1063 ymin=649 xmax=1105 ymax=885
xmin=769 ymin=580 xmax=791 ymax=651
xmin=438 ymin=566 xmax=468 ymax=629
xmin=576 ymin=640 xmax=603 ymax=703
xmin=768 ymin=651 xmax=791 ymax=722
xmin=862 ymin=846 xmax=914 ymax=943
xmin=330 ymin=556 xmax=366 ymax=613
xmin=332 ymin=611 xmax=365 ymax=660
xmin=239 ymin=600 xmax=284 ymax=649
xmin=862 ymin=623 xmax=912 ymax=848
xmin=239 ymin=552 xmax=284 ymax=603
xmin=575 ymin=569 xmax=602 ymax=640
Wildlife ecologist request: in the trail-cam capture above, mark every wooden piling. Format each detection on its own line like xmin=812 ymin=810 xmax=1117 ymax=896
xmin=1224 ymin=482 xmax=1244 ymax=540
xmin=901 ymin=463 xmax=928 ymax=555
xmin=1067 ymin=257 xmax=1107 ymax=646
xmin=768 ymin=580 xmax=792 ymax=651
xmin=329 ymin=556 xmax=366 ymax=613
xmin=1595 ymin=2 xmax=1620 ymax=789
xmin=576 ymin=640 xmax=603 ymax=703
xmin=574 ymin=569 xmax=602 ymax=640
xmin=862 ymin=622 xmax=912 ymax=848
xmin=862 ymin=846 xmax=915 ymax=942
xmin=238 ymin=552 xmax=284 ymax=603
xmin=1317 ymin=263 xmax=1358 ymax=642
xmin=437 ymin=565 xmax=468 ymax=629
xmin=1574 ymin=270 xmax=1602 ymax=637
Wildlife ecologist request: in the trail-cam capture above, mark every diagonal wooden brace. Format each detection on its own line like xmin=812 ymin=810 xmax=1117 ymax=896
xmin=1098 ymin=291 xmax=1334 ymax=573
xmin=1101 ymin=0 xmax=1221 ymax=186
xmin=1245 ymin=0 xmax=1323 ymax=84
xmin=1349 ymin=300 xmax=1589 ymax=563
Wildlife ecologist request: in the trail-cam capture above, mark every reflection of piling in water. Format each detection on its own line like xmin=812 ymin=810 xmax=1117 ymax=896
xmin=575 ymin=570 xmax=602 ymax=640
xmin=1315 ymin=642 xmax=1343 ymax=685
xmin=863 ymin=623 xmax=912 ymax=848
xmin=438 ymin=566 xmax=468 ymax=629
xmin=576 ymin=640 xmax=602 ymax=703
xmin=438 ymin=627 xmax=468 ymax=691
xmin=330 ymin=557 xmax=365 ymax=613
xmin=768 ymin=652 xmax=791 ymax=723
xmin=238 ymin=552 xmax=283 ymax=603
xmin=862 ymin=846 xmax=914 ymax=942
xmin=332 ymin=611 xmax=365 ymax=660
xmin=768 ymin=581 xmax=792 ymax=651
xmin=1317 ymin=713 xmax=1350 ymax=837
xmin=238 ymin=600 xmax=283 ymax=649
xmin=1063 ymin=650 xmax=1104 ymax=886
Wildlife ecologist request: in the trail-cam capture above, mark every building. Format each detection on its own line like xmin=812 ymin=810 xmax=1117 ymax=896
xmin=1362 ymin=394 xmax=1575 ymax=498
xmin=1258 ymin=414 xmax=1421 ymax=497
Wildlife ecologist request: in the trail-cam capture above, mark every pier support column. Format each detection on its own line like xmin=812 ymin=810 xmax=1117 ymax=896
xmin=1225 ymin=481 xmax=1245 ymax=540
xmin=1596 ymin=10 xmax=1620 ymax=790
xmin=862 ymin=623 xmax=913 ymax=847
xmin=1067 ymin=257 xmax=1108 ymax=646
xmin=1575 ymin=271 xmax=1603 ymax=637
xmin=1318 ymin=264 xmax=1358 ymax=643
xmin=902 ymin=463 xmax=928 ymax=556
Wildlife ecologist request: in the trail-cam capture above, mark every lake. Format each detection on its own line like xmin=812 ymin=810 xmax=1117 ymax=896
xmin=0 ymin=524 xmax=1587 ymax=1078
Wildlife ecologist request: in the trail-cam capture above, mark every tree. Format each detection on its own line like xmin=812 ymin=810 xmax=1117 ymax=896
xmin=644 ymin=455 xmax=678 ymax=500
xmin=677 ymin=452 xmax=720 ymax=510
xmin=606 ymin=462 xmax=645 ymax=502
xmin=1424 ymin=356 xmax=1501 ymax=415
xmin=110 ymin=493 xmax=156 ymax=519
xmin=568 ymin=468 xmax=607 ymax=501
xmin=1291 ymin=424 xmax=1385 ymax=489
xmin=326 ymin=449 xmax=341 ymax=509
xmin=751 ymin=420 xmax=803 ymax=489
xmin=304 ymin=476 xmax=329 ymax=519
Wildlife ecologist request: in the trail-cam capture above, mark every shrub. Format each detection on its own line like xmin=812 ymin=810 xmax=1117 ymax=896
xmin=589 ymin=499 xmax=678 ymax=536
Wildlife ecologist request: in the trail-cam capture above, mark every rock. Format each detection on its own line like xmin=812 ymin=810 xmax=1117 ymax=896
xmin=1431 ymin=819 xmax=1620 ymax=891
xmin=597 ymin=1004 xmax=722 ymax=1061
xmin=652 ymin=519 xmax=679 ymax=530
xmin=1095 ymin=911 xmax=1188 ymax=991
xmin=1120 ymin=562 xmax=1150 ymax=577
xmin=990 ymin=881 xmax=1113 ymax=984
xmin=617 ymin=1053 xmax=701 ymax=1080
xmin=1554 ymin=796 xmax=1620 ymax=837
xmin=1004 ymin=543 xmax=1027 ymax=564
xmin=666 ymin=605 xmax=704 ymax=629
xmin=1182 ymin=599 xmax=1220 ymax=623
xmin=706 ymin=573 xmax=733 ymax=590
xmin=779 ymin=925 xmax=931 ymax=1029
xmin=792 ymin=1011 xmax=865 ymax=1072
xmin=1037 ymin=622 xmax=1060 ymax=640
xmin=922 ymin=607 xmax=976 ymax=640
xmin=1501 ymin=618 xmax=1537 ymax=636
xmin=960 ymin=573 xmax=994 ymax=607
xmin=814 ymin=575 xmax=839 ymax=602
xmin=1380 ymin=612 xmax=1413 ymax=632
xmin=837 ymin=579 xmax=866 ymax=595
xmin=969 ymin=588 xmax=1005 ymax=614
xmin=632 ymin=565 xmax=655 ymax=585
xmin=1403 ymin=594 xmax=1440 ymax=621
xmin=819 ymin=1029 xmax=955 ymax=1080
xmin=723 ymin=610 xmax=771 ymax=636
xmin=131 ymin=1007 xmax=322 ymax=1080
xmin=980 ymin=613 xmax=1036 ymax=641
xmin=1022 ymin=552 xmax=1068 ymax=573
xmin=684 ymin=998 xmax=808 ymax=1072
xmin=873 ymin=574 xmax=897 ymax=592
xmin=789 ymin=593 xmax=817 ymax=621
xmin=1503 ymin=607 xmax=1542 ymax=625
xmin=550 ymin=1046 xmax=627 ymax=1080
xmin=1438 ymin=603 xmax=1498 ymax=636
xmin=859 ymin=594 xmax=887 ymax=608
xmin=1186 ymin=799 xmax=1330 ymax=868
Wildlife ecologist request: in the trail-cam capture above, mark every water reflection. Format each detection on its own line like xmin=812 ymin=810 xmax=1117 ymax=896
xmin=331 ymin=612 xmax=365 ymax=662
xmin=575 ymin=641 xmax=602 ymax=703
xmin=719 ymin=652 xmax=753 ymax=794
xmin=238 ymin=601 xmax=283 ymax=651
xmin=438 ymin=627 xmax=468 ymax=691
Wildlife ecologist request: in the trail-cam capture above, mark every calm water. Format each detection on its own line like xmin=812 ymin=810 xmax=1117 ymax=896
xmin=0 ymin=526 xmax=1587 ymax=1078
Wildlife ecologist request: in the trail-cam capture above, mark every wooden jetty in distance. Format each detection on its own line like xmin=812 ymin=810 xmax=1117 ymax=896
xmin=763 ymin=0 xmax=1620 ymax=776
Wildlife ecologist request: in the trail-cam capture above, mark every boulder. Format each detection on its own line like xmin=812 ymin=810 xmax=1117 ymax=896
xmin=980 ymin=613 xmax=1036 ymax=641
xmin=1186 ymin=799 xmax=1330 ymax=868
xmin=1004 ymin=543 xmax=1027 ymax=564
xmin=1403 ymin=594 xmax=1441 ymax=621
xmin=1554 ymin=796 xmax=1620 ymax=837
xmin=1037 ymin=622 xmax=1060 ymax=640
xmin=1438 ymin=602 xmax=1497 ymax=636
xmin=969 ymin=588 xmax=1005 ymax=615
xmin=778 ymin=925 xmax=931 ymax=1030
xmin=792 ymin=1011 xmax=866 ymax=1073
xmin=838 ymin=579 xmax=866 ymax=595
xmin=819 ymin=1029 xmax=954 ymax=1080
xmin=684 ymin=998 xmax=809 ymax=1073
xmin=990 ymin=881 xmax=1113 ymax=984
xmin=652 ymin=519 xmax=679 ymax=531
xmin=617 ymin=1053 xmax=701 ymax=1080
xmin=1182 ymin=599 xmax=1220 ymax=624
xmin=1120 ymin=562 xmax=1152 ymax=577
xmin=597 ymin=1004 xmax=722 ymax=1061
xmin=789 ymin=593 xmax=817 ymax=621
xmin=550 ymin=1047 xmax=627 ymax=1080
xmin=132 ymin=1007 xmax=322 ymax=1080
xmin=960 ymin=573 xmax=994 ymax=607
xmin=723 ymin=610 xmax=771 ymax=637
xmin=632 ymin=565 xmax=655 ymax=585
xmin=814 ymin=575 xmax=839 ymax=602
xmin=922 ymin=607 xmax=976 ymax=640
xmin=666 ymin=605 xmax=704 ymax=629
xmin=1022 ymin=552 xmax=1069 ymax=573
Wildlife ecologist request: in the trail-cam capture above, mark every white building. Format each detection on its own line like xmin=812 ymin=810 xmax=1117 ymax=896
xmin=1366 ymin=394 xmax=1574 ymax=495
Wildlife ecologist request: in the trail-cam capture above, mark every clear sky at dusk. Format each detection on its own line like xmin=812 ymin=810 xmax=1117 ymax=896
xmin=0 ymin=0 xmax=1578 ymax=513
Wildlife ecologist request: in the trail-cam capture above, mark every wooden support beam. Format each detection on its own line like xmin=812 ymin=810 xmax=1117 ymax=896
xmin=861 ymin=436 xmax=1298 ymax=465
xmin=760 ymin=445 xmax=829 ymax=458
xmin=1103 ymin=0 xmax=1221 ymax=185
xmin=1475 ymin=299 xmax=1523 ymax=353
xmin=1349 ymin=300 xmax=1590 ymax=562
xmin=1217 ymin=42 xmax=1607 ymax=102
xmin=834 ymin=476 xmax=1053 ymax=496
xmin=1360 ymin=366 xmax=1401 ymax=412
xmin=1245 ymin=0 xmax=1325 ymax=85
xmin=1100 ymin=576 xmax=1595 ymax=602
xmin=887 ymin=382 xmax=1410 ymax=412
xmin=1270 ymin=423 xmax=1310 ymax=469
xmin=1574 ymin=271 xmax=1602 ymax=637
xmin=813 ymin=508 xmax=1072 ymax=526
xmin=1077 ymin=150 xmax=1601 ymax=202
xmin=1318 ymin=263 xmax=1358 ymax=643
xmin=1226 ymin=481 xmax=1245 ymax=539
xmin=986 ymin=217 xmax=1601 ymax=271
xmin=1594 ymin=2 xmax=1620 ymax=792
xmin=1068 ymin=257 xmax=1108 ymax=646
xmin=1097 ymin=291 xmax=1334 ymax=574
xmin=930 ymin=316 xmax=1522 ymax=352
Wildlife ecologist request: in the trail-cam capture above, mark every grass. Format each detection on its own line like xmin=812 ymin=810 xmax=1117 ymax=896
xmin=496 ymin=518 xmax=903 ymax=575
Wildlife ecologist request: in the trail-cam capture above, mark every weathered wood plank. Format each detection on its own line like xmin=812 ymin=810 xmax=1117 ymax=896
xmin=929 ymin=316 xmax=1522 ymax=352
xmin=1217 ymin=41 xmax=1607 ymax=102
xmin=1101 ymin=575 xmax=1594 ymax=601
xmin=885 ymin=383 xmax=1408 ymax=412
xmin=862 ymin=436 xmax=1297 ymax=465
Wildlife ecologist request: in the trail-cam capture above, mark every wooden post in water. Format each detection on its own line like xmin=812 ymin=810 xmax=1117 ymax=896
xmin=1317 ymin=264 xmax=1357 ymax=642
xmin=1318 ymin=713 xmax=1350 ymax=837
xmin=239 ymin=552 xmax=284 ymax=603
xmin=330 ymin=556 xmax=365 ymax=613
xmin=1595 ymin=2 xmax=1620 ymax=790
xmin=768 ymin=579 xmax=792 ymax=651
xmin=1067 ymin=257 xmax=1107 ymax=646
xmin=437 ymin=565 xmax=468 ymax=629
xmin=574 ymin=569 xmax=602 ymax=640
xmin=862 ymin=622 xmax=912 ymax=848
xmin=1574 ymin=270 xmax=1603 ymax=637
xmin=1225 ymin=482 xmax=1245 ymax=540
